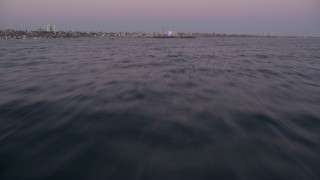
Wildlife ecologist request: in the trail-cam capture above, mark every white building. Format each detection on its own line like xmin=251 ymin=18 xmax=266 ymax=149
xmin=46 ymin=24 xmax=56 ymax=33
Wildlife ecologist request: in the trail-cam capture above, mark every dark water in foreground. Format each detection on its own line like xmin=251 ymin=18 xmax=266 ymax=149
xmin=0 ymin=37 xmax=320 ymax=180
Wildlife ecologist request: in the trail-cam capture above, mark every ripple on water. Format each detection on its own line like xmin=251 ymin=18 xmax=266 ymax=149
xmin=0 ymin=37 xmax=320 ymax=180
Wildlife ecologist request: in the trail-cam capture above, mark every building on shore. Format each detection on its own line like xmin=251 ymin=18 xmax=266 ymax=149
xmin=46 ymin=24 xmax=56 ymax=33
xmin=258 ymin=32 xmax=273 ymax=37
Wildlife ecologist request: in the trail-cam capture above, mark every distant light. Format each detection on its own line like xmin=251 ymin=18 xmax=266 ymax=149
xmin=167 ymin=31 xmax=173 ymax=36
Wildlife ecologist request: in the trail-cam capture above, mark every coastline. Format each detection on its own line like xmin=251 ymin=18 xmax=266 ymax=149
xmin=0 ymin=30 xmax=284 ymax=40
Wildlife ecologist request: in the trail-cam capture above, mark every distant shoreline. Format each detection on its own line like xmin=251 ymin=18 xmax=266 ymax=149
xmin=0 ymin=30 xmax=318 ymax=40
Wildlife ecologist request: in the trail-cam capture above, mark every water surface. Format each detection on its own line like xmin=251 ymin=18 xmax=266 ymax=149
xmin=0 ymin=37 xmax=320 ymax=180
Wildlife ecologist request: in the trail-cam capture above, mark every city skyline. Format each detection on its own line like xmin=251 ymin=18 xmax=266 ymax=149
xmin=1 ymin=0 xmax=320 ymax=36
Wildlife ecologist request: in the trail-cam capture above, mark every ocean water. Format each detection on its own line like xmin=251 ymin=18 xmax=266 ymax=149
xmin=0 ymin=37 xmax=319 ymax=180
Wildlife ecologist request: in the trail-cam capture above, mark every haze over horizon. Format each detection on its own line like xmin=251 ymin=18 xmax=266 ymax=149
xmin=1 ymin=0 xmax=319 ymax=36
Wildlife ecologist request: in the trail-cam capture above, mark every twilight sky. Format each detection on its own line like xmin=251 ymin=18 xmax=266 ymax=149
xmin=1 ymin=0 xmax=319 ymax=36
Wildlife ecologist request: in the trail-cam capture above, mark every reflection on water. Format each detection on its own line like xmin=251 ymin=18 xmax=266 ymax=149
xmin=0 ymin=37 xmax=320 ymax=179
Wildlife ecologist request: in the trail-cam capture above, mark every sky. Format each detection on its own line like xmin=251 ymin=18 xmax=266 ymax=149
xmin=1 ymin=0 xmax=319 ymax=36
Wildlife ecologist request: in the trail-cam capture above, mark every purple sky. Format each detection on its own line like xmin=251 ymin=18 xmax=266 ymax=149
xmin=1 ymin=0 xmax=319 ymax=36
